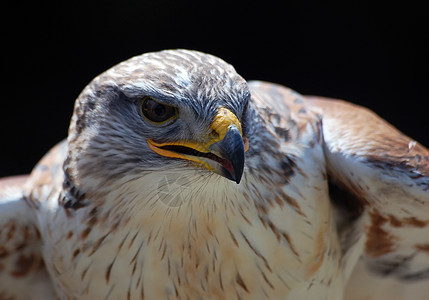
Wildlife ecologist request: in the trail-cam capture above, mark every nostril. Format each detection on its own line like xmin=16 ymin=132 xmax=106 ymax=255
xmin=210 ymin=129 xmax=219 ymax=139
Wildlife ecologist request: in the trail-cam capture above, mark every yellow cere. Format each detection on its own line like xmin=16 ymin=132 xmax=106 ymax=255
xmin=209 ymin=107 xmax=243 ymax=142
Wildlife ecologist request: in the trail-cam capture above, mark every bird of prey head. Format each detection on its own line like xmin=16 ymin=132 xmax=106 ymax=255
xmin=65 ymin=50 xmax=253 ymax=195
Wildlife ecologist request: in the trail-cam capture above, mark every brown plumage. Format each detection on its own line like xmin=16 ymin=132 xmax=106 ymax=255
xmin=1 ymin=49 xmax=428 ymax=299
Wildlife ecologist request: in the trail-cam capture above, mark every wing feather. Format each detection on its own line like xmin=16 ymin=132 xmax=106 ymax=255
xmin=307 ymin=96 xmax=429 ymax=296
xmin=0 ymin=176 xmax=56 ymax=299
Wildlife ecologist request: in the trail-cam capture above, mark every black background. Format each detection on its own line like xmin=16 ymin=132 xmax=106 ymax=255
xmin=2 ymin=1 xmax=428 ymax=177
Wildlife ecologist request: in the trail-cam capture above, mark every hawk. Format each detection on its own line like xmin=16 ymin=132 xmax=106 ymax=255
xmin=1 ymin=49 xmax=428 ymax=300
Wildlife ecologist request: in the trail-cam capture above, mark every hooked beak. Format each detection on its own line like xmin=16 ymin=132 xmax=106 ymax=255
xmin=147 ymin=107 xmax=249 ymax=184
xmin=208 ymin=125 xmax=245 ymax=183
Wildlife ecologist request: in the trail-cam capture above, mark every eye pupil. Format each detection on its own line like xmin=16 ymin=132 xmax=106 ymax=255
xmin=141 ymin=97 xmax=176 ymax=123
xmin=154 ymin=104 xmax=165 ymax=117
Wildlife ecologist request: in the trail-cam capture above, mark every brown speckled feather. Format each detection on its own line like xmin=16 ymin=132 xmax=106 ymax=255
xmin=1 ymin=50 xmax=428 ymax=299
xmin=307 ymin=96 xmax=429 ymax=299
xmin=0 ymin=175 xmax=56 ymax=299
xmin=307 ymin=97 xmax=429 ymax=177
xmin=24 ymin=141 xmax=67 ymax=210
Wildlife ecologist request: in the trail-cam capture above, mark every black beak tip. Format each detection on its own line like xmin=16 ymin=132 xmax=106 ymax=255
xmin=234 ymin=172 xmax=243 ymax=184
xmin=221 ymin=166 xmax=243 ymax=184
xmin=232 ymin=158 xmax=244 ymax=184
xmin=219 ymin=128 xmax=245 ymax=184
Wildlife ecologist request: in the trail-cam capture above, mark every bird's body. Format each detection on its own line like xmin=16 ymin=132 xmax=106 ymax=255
xmin=1 ymin=50 xmax=428 ymax=299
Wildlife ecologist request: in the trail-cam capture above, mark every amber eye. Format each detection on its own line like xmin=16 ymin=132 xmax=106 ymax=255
xmin=141 ymin=97 xmax=177 ymax=123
